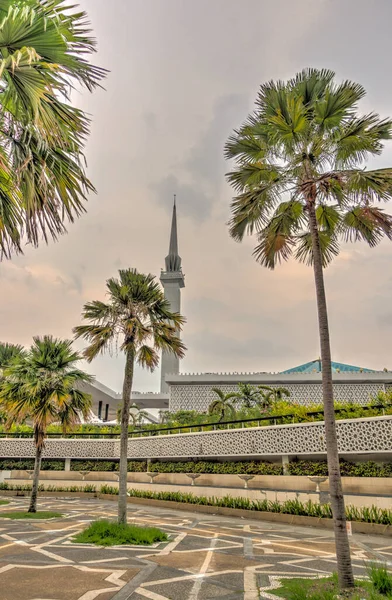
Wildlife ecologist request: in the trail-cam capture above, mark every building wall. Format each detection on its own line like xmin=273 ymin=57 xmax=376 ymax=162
xmin=169 ymin=382 xmax=387 ymax=412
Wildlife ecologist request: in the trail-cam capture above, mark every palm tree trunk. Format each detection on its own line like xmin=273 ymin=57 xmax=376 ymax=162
xmin=28 ymin=444 xmax=42 ymax=513
xmin=308 ymin=202 xmax=354 ymax=590
xmin=118 ymin=347 xmax=135 ymax=525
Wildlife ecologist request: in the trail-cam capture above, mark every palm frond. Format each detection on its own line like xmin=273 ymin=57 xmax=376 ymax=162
xmin=137 ymin=345 xmax=160 ymax=371
xmin=295 ymin=231 xmax=340 ymax=267
xmin=342 ymin=205 xmax=392 ymax=246
xmin=253 ymin=200 xmax=304 ymax=268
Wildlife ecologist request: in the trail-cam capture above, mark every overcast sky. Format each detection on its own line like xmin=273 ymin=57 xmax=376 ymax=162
xmin=1 ymin=0 xmax=392 ymax=392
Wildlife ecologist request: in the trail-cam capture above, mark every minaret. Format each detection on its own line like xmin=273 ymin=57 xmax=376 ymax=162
xmin=160 ymin=196 xmax=185 ymax=392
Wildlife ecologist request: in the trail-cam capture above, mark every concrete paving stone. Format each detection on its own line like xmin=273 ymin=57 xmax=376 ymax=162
xmin=50 ymin=546 xmax=144 ymax=564
xmin=0 ymin=565 xmax=135 ymax=600
xmin=143 ymin=579 xmax=197 ymax=598
xmin=141 ymin=564 xmax=191 ymax=582
xmin=148 ymin=549 xmax=209 ymax=572
xmin=205 ymin=572 xmax=247 ymax=591
xmin=198 ymin=580 xmax=243 ymax=598
xmin=209 ymin=551 xmax=260 ymax=572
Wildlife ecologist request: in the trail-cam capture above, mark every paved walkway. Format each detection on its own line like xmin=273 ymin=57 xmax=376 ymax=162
xmin=0 ymin=496 xmax=391 ymax=600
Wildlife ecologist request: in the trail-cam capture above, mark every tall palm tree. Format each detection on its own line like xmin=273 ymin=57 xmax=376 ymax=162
xmin=208 ymin=388 xmax=237 ymax=422
xmin=0 ymin=336 xmax=92 ymax=512
xmin=0 ymin=0 xmax=106 ymax=258
xmin=225 ymin=68 xmax=392 ymax=590
xmin=74 ymin=268 xmax=186 ymax=525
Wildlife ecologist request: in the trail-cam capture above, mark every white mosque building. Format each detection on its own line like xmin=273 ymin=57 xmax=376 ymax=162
xmin=86 ymin=199 xmax=392 ymax=421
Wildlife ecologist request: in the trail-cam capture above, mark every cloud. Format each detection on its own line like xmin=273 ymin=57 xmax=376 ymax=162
xmin=151 ymin=174 xmax=212 ymax=222
xmin=151 ymin=93 xmax=250 ymax=222
xmin=1 ymin=0 xmax=392 ymax=393
xmin=182 ymin=94 xmax=249 ymax=189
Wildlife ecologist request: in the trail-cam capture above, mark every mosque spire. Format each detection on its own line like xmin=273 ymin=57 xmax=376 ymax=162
xmin=165 ymin=194 xmax=182 ymax=272
xmin=160 ymin=194 xmax=185 ymax=392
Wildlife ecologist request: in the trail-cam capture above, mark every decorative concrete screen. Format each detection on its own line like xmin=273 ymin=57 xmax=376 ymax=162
xmin=0 ymin=416 xmax=391 ymax=460
xmin=169 ymin=382 xmax=385 ymax=412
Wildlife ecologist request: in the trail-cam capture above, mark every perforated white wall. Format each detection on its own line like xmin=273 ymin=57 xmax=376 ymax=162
xmin=169 ymin=382 xmax=385 ymax=412
xmin=0 ymin=416 xmax=391 ymax=459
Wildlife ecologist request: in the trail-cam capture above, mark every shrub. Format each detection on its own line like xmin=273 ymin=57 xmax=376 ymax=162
xmin=149 ymin=460 xmax=283 ymax=475
xmin=368 ymin=563 xmax=392 ymax=595
xmin=0 ymin=459 xmax=65 ymax=471
xmin=115 ymin=488 xmax=392 ymax=525
xmin=73 ymin=519 xmax=168 ymax=546
xmin=70 ymin=460 xmax=147 ymax=472
xmin=288 ymin=459 xmax=392 ymax=478
xmin=1 ymin=398 xmax=392 ymax=438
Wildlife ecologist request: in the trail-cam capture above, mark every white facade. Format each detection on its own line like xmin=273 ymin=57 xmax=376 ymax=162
xmin=166 ymin=371 xmax=392 ymax=412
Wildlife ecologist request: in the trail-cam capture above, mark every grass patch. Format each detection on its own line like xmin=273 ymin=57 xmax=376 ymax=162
xmin=0 ymin=511 xmax=62 ymax=520
xmin=270 ymin=571 xmax=392 ymax=599
xmin=0 ymin=500 xmax=9 ymax=505
xmin=73 ymin=519 xmax=168 ymax=546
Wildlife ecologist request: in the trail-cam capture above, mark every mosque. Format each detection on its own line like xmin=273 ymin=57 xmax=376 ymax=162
xmin=85 ymin=199 xmax=392 ymax=421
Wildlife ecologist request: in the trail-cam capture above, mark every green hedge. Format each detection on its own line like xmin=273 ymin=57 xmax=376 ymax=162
xmin=1 ymin=458 xmax=392 ymax=477
xmin=70 ymin=460 xmax=147 ymax=472
xmin=0 ymin=459 xmax=65 ymax=471
xmin=2 ymin=395 xmax=392 ymax=437
xmin=149 ymin=460 xmax=283 ymax=475
xmin=288 ymin=460 xmax=392 ymax=478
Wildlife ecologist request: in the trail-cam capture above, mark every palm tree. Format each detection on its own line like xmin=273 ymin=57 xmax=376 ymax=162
xmin=0 ymin=336 xmax=92 ymax=512
xmin=259 ymin=386 xmax=291 ymax=405
xmin=130 ymin=406 xmax=149 ymax=427
xmin=234 ymin=383 xmax=262 ymax=408
xmin=208 ymin=388 xmax=237 ymax=422
xmin=0 ymin=0 xmax=106 ymax=258
xmin=119 ymin=403 xmax=149 ymax=428
xmin=225 ymin=69 xmax=392 ymax=590
xmin=74 ymin=268 xmax=186 ymax=525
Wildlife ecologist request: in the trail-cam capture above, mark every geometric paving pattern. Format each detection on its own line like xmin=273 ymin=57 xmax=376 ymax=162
xmin=1 ymin=496 xmax=391 ymax=599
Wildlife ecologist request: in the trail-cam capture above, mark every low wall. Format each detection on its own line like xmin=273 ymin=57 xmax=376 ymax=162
xmin=4 ymin=470 xmax=392 ymax=509
xmin=0 ymin=415 xmax=391 ymax=460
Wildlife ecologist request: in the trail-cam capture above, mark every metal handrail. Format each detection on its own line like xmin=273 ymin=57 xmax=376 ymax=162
xmin=0 ymin=403 xmax=388 ymax=439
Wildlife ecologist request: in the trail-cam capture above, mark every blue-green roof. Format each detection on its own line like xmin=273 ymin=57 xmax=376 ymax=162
xmin=281 ymin=359 xmax=375 ymax=374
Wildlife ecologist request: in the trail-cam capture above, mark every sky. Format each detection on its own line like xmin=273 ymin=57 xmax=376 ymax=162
xmin=1 ymin=0 xmax=392 ymax=393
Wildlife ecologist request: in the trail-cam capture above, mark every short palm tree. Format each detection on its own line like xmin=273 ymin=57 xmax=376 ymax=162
xmin=225 ymin=68 xmax=392 ymax=589
xmin=259 ymin=386 xmax=291 ymax=405
xmin=117 ymin=403 xmax=149 ymax=428
xmin=0 ymin=336 xmax=92 ymax=512
xmin=0 ymin=0 xmax=106 ymax=258
xmin=208 ymin=388 xmax=237 ymax=422
xmin=74 ymin=268 xmax=186 ymax=525
xmin=129 ymin=405 xmax=149 ymax=428
xmin=234 ymin=383 xmax=262 ymax=408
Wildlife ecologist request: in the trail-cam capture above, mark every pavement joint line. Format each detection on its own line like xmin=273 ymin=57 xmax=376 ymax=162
xmin=188 ymin=533 xmax=219 ymax=599
xmin=110 ymin=560 xmax=158 ymax=600
xmin=141 ymin=569 xmax=244 ymax=587
xmin=353 ymin=538 xmax=392 ymax=567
